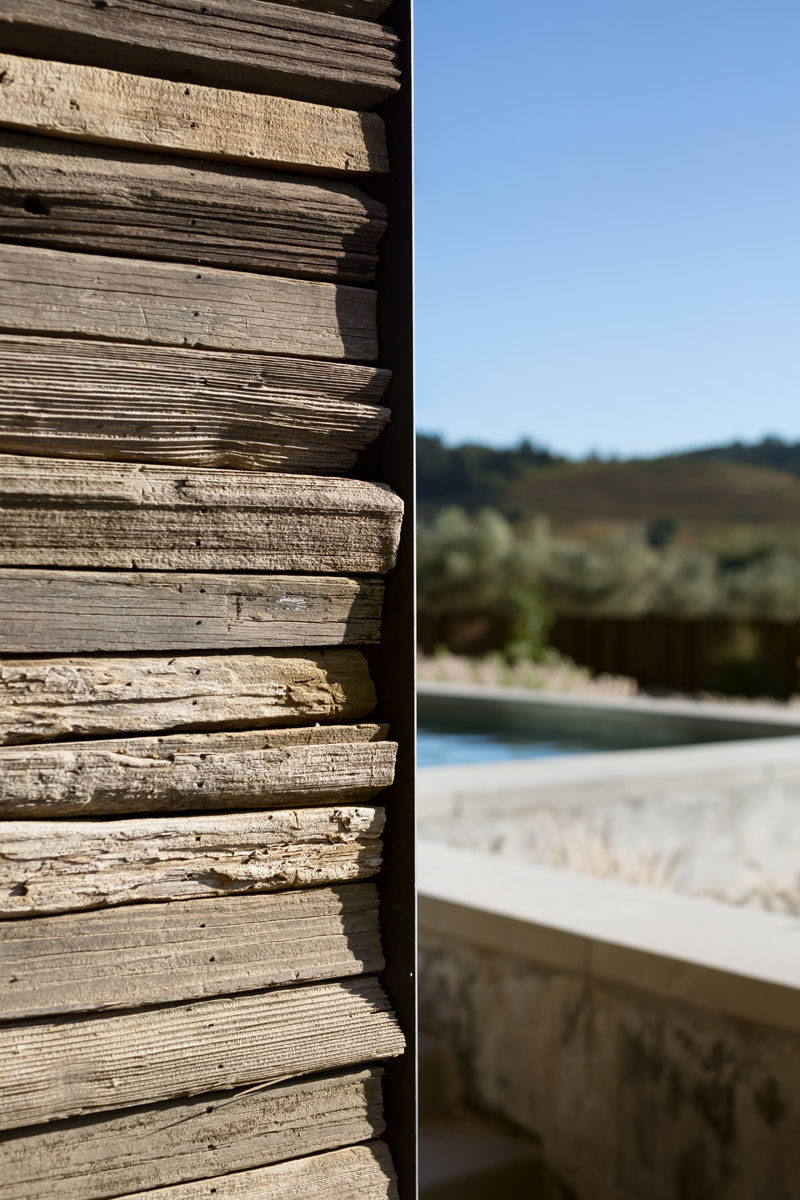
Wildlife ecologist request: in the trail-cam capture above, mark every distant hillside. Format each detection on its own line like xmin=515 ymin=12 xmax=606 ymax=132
xmin=417 ymin=434 xmax=800 ymax=535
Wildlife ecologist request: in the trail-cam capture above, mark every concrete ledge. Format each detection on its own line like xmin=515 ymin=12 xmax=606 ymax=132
xmin=419 ymin=841 xmax=800 ymax=1034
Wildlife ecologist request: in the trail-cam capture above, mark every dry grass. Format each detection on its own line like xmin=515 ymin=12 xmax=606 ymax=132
xmin=417 ymin=649 xmax=636 ymax=697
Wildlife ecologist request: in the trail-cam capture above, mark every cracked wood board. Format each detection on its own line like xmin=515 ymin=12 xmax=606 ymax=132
xmin=0 ymin=571 xmax=385 ymax=653
xmin=0 ymin=133 xmax=387 ymax=283
xmin=0 ymin=649 xmax=376 ymax=744
xmin=0 ymin=0 xmax=399 ymax=108
xmin=0 ymin=1068 xmax=386 ymax=1200
xmin=0 ymin=883 xmax=383 ymax=1019
xmin=0 ymin=806 xmax=385 ymax=917
xmin=0 ymin=334 xmax=391 ymax=474
xmin=0 ymin=977 xmax=404 ymax=1129
xmin=0 ymin=455 xmax=403 ymax=572
xmin=0 ymin=244 xmax=378 ymax=360
xmin=0 ymin=724 xmax=397 ymax=817
xmin=0 ymin=53 xmax=388 ymax=174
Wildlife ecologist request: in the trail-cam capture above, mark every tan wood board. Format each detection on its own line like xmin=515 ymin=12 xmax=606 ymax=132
xmin=0 ymin=1 xmax=399 ymax=109
xmin=0 ymin=570 xmax=384 ymax=653
xmin=0 ymin=334 xmax=391 ymax=474
xmin=0 ymin=649 xmax=376 ymax=744
xmin=0 ymin=133 xmax=387 ymax=283
xmin=0 ymin=977 xmax=404 ymax=1130
xmin=0 ymin=53 xmax=388 ymax=174
xmin=112 ymin=1143 xmax=398 ymax=1200
xmin=0 ymin=883 xmax=383 ymax=1019
xmin=0 ymin=807 xmax=385 ymax=917
xmin=0 ymin=244 xmax=378 ymax=360
xmin=0 ymin=1069 xmax=386 ymax=1200
xmin=0 ymin=725 xmax=397 ymax=817
xmin=0 ymin=455 xmax=402 ymax=572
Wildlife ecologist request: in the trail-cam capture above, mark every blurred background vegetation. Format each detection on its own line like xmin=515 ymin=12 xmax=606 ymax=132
xmin=417 ymin=433 xmax=800 ymax=697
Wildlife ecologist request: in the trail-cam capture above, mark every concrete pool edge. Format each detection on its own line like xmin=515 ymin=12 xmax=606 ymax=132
xmin=419 ymin=840 xmax=800 ymax=1035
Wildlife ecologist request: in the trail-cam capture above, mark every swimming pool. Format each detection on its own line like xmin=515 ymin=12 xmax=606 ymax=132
xmin=417 ymin=685 xmax=800 ymax=768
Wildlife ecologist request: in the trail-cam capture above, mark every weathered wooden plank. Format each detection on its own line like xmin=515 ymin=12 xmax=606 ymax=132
xmin=0 ymin=884 xmax=383 ymax=1019
xmin=0 ymin=245 xmax=378 ymax=360
xmin=0 ymin=649 xmax=376 ymax=744
xmin=0 ymin=134 xmax=388 ymax=283
xmin=273 ymin=0 xmax=391 ymax=18
xmin=0 ymin=977 xmax=404 ymax=1130
xmin=0 ymin=335 xmax=391 ymax=474
xmin=0 ymin=53 xmax=388 ymax=175
xmin=113 ymin=1143 xmax=399 ymax=1200
xmin=0 ymin=807 xmax=384 ymax=917
xmin=0 ymin=456 xmax=403 ymax=572
xmin=0 ymin=1 xmax=400 ymax=108
xmin=0 ymin=571 xmax=384 ymax=653
xmin=0 ymin=725 xmax=397 ymax=817
xmin=0 ymin=1069 xmax=386 ymax=1200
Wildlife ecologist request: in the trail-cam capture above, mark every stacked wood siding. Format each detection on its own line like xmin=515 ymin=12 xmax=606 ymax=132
xmin=0 ymin=1 xmax=413 ymax=1196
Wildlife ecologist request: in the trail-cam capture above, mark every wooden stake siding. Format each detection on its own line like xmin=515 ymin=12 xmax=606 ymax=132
xmin=0 ymin=977 xmax=404 ymax=1130
xmin=0 ymin=1 xmax=400 ymax=109
xmin=0 ymin=456 xmax=403 ymax=573
xmin=0 ymin=571 xmax=385 ymax=653
xmin=0 ymin=1069 xmax=386 ymax=1200
xmin=113 ymin=1143 xmax=399 ymax=1200
xmin=0 ymin=725 xmax=397 ymax=817
xmin=0 ymin=649 xmax=377 ymax=744
xmin=0 ymin=807 xmax=385 ymax=917
xmin=0 ymin=134 xmax=388 ymax=283
xmin=0 ymin=54 xmax=389 ymax=175
xmin=0 ymin=245 xmax=379 ymax=361
xmin=0 ymin=335 xmax=391 ymax=475
xmin=0 ymin=884 xmax=383 ymax=1019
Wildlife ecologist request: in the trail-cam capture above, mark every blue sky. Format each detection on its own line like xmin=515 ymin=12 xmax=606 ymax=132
xmin=414 ymin=1 xmax=800 ymax=459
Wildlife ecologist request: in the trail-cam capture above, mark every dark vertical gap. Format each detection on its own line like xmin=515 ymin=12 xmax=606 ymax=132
xmin=367 ymin=1 xmax=417 ymax=1195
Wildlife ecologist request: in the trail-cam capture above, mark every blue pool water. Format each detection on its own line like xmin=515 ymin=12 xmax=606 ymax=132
xmin=416 ymin=691 xmax=793 ymax=768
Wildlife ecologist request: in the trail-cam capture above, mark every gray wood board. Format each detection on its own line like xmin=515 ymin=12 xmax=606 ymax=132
xmin=0 ymin=883 xmax=383 ymax=1019
xmin=0 ymin=571 xmax=384 ymax=653
xmin=0 ymin=455 xmax=402 ymax=572
xmin=0 ymin=649 xmax=376 ymax=744
xmin=0 ymin=0 xmax=400 ymax=108
xmin=0 ymin=806 xmax=385 ymax=916
xmin=0 ymin=725 xmax=397 ymax=817
xmin=0 ymin=53 xmax=388 ymax=175
xmin=0 ymin=1068 xmax=386 ymax=1200
xmin=0 ymin=133 xmax=387 ymax=283
xmin=0 ymin=977 xmax=404 ymax=1129
xmin=0 ymin=334 xmax=391 ymax=474
xmin=111 ymin=1143 xmax=398 ymax=1200
xmin=0 ymin=245 xmax=378 ymax=360
xmin=272 ymin=0 xmax=391 ymax=17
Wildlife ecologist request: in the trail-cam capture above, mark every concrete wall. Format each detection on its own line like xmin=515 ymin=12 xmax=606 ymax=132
xmin=419 ymin=843 xmax=800 ymax=1200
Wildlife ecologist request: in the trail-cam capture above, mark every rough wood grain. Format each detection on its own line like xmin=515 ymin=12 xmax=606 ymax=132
xmin=0 ymin=571 xmax=384 ymax=653
xmin=0 ymin=1069 xmax=386 ymax=1200
xmin=0 ymin=649 xmax=376 ymax=744
xmin=0 ymin=53 xmax=388 ymax=174
xmin=0 ymin=134 xmax=387 ymax=283
xmin=0 ymin=1 xmax=400 ymax=108
xmin=0 ymin=335 xmax=391 ymax=474
xmin=0 ymin=455 xmax=403 ymax=572
xmin=0 ymin=725 xmax=397 ymax=817
xmin=0 ymin=245 xmax=378 ymax=360
xmin=113 ymin=1143 xmax=399 ymax=1200
xmin=272 ymin=0 xmax=391 ymax=17
xmin=0 ymin=884 xmax=383 ymax=1019
xmin=0 ymin=807 xmax=384 ymax=917
xmin=0 ymin=977 xmax=404 ymax=1129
